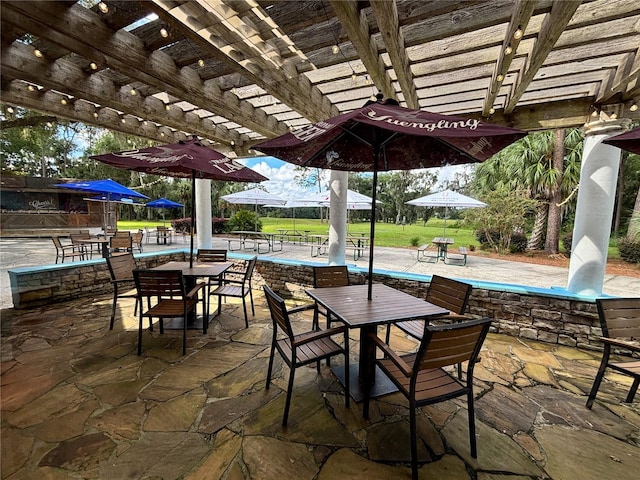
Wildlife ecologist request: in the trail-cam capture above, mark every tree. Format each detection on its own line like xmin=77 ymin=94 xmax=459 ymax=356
xmin=465 ymin=188 xmax=538 ymax=253
xmin=472 ymin=129 xmax=582 ymax=253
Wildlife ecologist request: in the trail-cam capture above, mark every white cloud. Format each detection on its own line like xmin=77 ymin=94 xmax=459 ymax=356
xmin=249 ymin=160 xmax=314 ymax=199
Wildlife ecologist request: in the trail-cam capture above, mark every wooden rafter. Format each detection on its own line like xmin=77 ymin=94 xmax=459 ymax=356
xmin=329 ymin=0 xmax=395 ymax=100
xmin=370 ymin=0 xmax=417 ymax=108
xmin=504 ymin=0 xmax=582 ymax=115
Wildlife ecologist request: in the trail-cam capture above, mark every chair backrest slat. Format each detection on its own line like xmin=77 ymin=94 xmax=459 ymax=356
xmin=313 ymin=265 xmax=350 ymax=288
xmin=133 ymin=270 xmax=185 ymax=297
xmin=244 ymin=256 xmax=257 ymax=281
xmin=107 ymin=253 xmax=136 ymax=282
xmin=597 ymin=298 xmax=640 ymax=339
xmin=263 ymin=285 xmax=295 ymax=339
xmin=417 ymin=318 xmax=491 ymax=372
xmin=426 ymin=275 xmax=472 ymax=315
xmin=197 ymin=249 xmax=227 ymax=263
xmin=110 ymin=236 xmax=132 ymax=249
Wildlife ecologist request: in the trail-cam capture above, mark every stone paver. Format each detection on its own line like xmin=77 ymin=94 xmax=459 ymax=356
xmin=1 ymin=265 xmax=639 ymax=479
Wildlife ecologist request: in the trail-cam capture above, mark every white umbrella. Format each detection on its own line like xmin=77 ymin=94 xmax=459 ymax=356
xmin=406 ymin=189 xmax=486 ymax=237
xmin=296 ymin=189 xmax=381 ymax=210
xmin=221 ymin=188 xmax=286 ymax=231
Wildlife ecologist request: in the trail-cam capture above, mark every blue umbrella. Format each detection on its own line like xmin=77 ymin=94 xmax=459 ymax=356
xmin=56 ymin=179 xmax=148 ymax=230
xmin=145 ymin=198 xmax=184 ymax=225
xmin=145 ymin=198 xmax=183 ymax=208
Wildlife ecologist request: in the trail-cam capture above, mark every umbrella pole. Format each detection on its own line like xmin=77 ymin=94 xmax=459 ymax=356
xmin=443 ymin=206 xmax=447 ymax=237
xmin=367 ymin=145 xmax=380 ymax=301
xmin=190 ymin=172 xmax=195 ymax=268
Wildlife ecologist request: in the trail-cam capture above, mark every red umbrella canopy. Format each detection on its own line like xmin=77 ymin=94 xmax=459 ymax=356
xmin=254 ymin=101 xmax=527 ymax=170
xmin=603 ymin=126 xmax=640 ymax=155
xmin=90 ymin=138 xmax=267 ymax=183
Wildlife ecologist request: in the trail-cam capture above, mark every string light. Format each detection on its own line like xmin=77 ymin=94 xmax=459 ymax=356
xmin=27 ymin=85 xmax=35 ymax=92
xmin=489 ymin=107 xmax=495 ymax=115
xmin=160 ymin=27 xmax=169 ymax=38
xmin=130 ymin=88 xmax=137 ymax=96
xmin=496 ymin=74 xmax=504 ymax=82
xmin=198 ymin=59 xmax=205 ymax=67
xmin=513 ymin=26 xmax=523 ymax=39
xmin=33 ymin=48 xmax=43 ymax=58
xmin=7 ymin=106 xmax=14 ymax=114
xmin=98 ymin=2 xmax=109 ymax=14
xmin=504 ymin=44 xmax=513 ymax=55
xmin=121 ymin=117 xmax=126 ymax=124
xmin=230 ymin=140 xmax=235 ymax=146
xmin=93 ymin=111 xmax=99 ymax=118
xmin=351 ymin=71 xmax=357 ymax=81
xmin=165 ymin=104 xmax=171 ymax=111
xmin=60 ymin=97 xmax=68 ymax=105
xmin=90 ymin=62 xmax=98 ymax=70
xmin=332 ymin=45 xmax=339 ymax=54
xmin=630 ymin=102 xmax=638 ymax=112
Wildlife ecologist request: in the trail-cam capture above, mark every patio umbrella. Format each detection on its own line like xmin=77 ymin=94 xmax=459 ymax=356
xmin=221 ymin=187 xmax=286 ymax=231
xmin=91 ymin=137 xmax=267 ymax=266
xmin=56 ymin=179 xmax=149 ymax=231
xmin=296 ymin=189 xmax=382 ymax=210
xmin=255 ymin=98 xmax=526 ymax=299
xmin=603 ymin=126 xmax=640 ymax=155
xmin=406 ymin=189 xmax=487 ymax=237
xmin=145 ymin=198 xmax=184 ymax=226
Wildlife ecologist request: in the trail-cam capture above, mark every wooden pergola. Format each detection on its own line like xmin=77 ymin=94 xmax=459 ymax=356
xmin=1 ymin=0 xmax=639 ymax=156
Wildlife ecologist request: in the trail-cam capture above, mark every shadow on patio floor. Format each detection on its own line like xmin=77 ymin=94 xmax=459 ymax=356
xmin=1 ymin=288 xmax=639 ymax=479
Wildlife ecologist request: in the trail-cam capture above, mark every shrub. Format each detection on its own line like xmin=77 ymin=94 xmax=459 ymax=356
xmin=561 ymin=231 xmax=572 ymax=256
xmin=212 ymin=217 xmax=227 ymax=234
xmin=618 ymin=237 xmax=640 ymax=263
xmin=410 ymin=236 xmax=420 ymax=247
xmin=226 ymin=209 xmax=261 ymax=232
xmin=509 ymin=233 xmax=528 ymax=253
xmin=171 ymin=217 xmax=191 ymax=233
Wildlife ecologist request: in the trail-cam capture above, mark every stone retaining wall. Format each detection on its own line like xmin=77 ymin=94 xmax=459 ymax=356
xmin=9 ymin=254 xmax=602 ymax=350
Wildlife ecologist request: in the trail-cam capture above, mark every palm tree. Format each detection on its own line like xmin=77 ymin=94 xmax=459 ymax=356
xmin=473 ymin=129 xmax=582 ymax=253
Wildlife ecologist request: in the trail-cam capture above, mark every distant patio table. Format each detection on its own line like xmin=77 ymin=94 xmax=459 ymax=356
xmin=306 ymin=284 xmax=449 ymax=401
xmin=76 ymin=237 xmax=110 ymax=259
xmin=228 ymin=231 xmax=282 ymax=254
xmin=432 ymin=237 xmax=454 ymax=261
xmin=151 ymin=260 xmax=233 ymax=332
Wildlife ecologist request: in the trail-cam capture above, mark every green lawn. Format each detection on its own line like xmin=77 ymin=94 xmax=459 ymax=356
xmin=119 ymin=217 xmax=478 ymax=249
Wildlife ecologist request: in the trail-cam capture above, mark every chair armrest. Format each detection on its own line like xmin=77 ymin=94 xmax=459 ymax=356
xmin=600 ymin=337 xmax=640 ymax=353
xmin=288 ymin=303 xmax=316 ymax=315
xmin=293 ymin=326 xmax=346 ymax=347
xmin=111 ymin=278 xmax=134 ymax=286
xmin=187 ymin=283 xmax=205 ymax=299
xmin=369 ymin=333 xmax=413 ymax=377
xmin=221 ymin=278 xmax=245 ymax=286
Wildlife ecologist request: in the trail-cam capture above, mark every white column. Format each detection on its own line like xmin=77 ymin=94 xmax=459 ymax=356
xmin=195 ymin=179 xmax=212 ymax=250
xmin=328 ymin=170 xmax=348 ymax=265
xmin=567 ymin=118 xmax=630 ymax=295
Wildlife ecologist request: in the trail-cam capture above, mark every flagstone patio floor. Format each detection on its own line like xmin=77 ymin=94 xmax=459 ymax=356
xmin=1 ymin=286 xmax=639 ymax=480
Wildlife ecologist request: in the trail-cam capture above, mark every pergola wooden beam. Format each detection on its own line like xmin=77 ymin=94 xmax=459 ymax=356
xmin=329 ymin=0 xmax=395 ymax=101
xmin=370 ymin=0 xmax=418 ymax=108
xmin=505 ymin=0 xmax=582 ymax=115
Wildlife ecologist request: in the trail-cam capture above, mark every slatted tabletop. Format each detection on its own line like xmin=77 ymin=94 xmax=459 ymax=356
xmin=306 ymin=284 xmax=449 ymax=328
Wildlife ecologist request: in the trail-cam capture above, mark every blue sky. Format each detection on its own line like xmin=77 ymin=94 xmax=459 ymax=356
xmin=238 ymin=155 xmax=471 ymax=202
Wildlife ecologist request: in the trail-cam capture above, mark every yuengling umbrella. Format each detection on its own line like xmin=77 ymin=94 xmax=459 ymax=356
xmin=146 ymin=198 xmax=184 ymax=225
xmin=56 ymin=179 xmax=149 ymax=231
xmin=91 ymin=137 xmax=267 ymax=266
xmin=256 ymin=97 xmax=526 ymax=299
xmin=603 ymin=126 xmax=640 ymax=155
xmin=221 ymin=188 xmax=285 ymax=231
xmin=406 ymin=189 xmax=486 ymax=237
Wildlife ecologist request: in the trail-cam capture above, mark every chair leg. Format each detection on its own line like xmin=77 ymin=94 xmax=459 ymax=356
xmin=384 ymin=324 xmax=392 ymax=344
xmin=249 ymin=288 xmax=255 ymax=316
xmin=410 ymin=404 xmax=418 ymax=480
xmin=110 ymin=288 xmax=118 ymax=330
xmin=282 ymin=363 xmax=296 ymax=427
xmin=586 ymin=348 xmax=610 ymax=409
xmin=265 ymin=343 xmax=276 ymax=389
xmin=468 ymin=389 xmax=478 ymax=458
xmin=625 ymin=377 xmax=639 ymax=403
xmin=182 ymin=308 xmax=187 ymax=355
xmin=343 ymin=337 xmax=350 ymax=409
xmin=137 ymin=314 xmax=144 ymax=355
xmin=242 ymin=296 xmax=249 ymax=328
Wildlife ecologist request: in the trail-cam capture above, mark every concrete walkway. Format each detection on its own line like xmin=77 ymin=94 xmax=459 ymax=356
xmin=2 ymin=234 xmax=639 ymax=309
xmin=1 ymin=280 xmax=639 ymax=479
